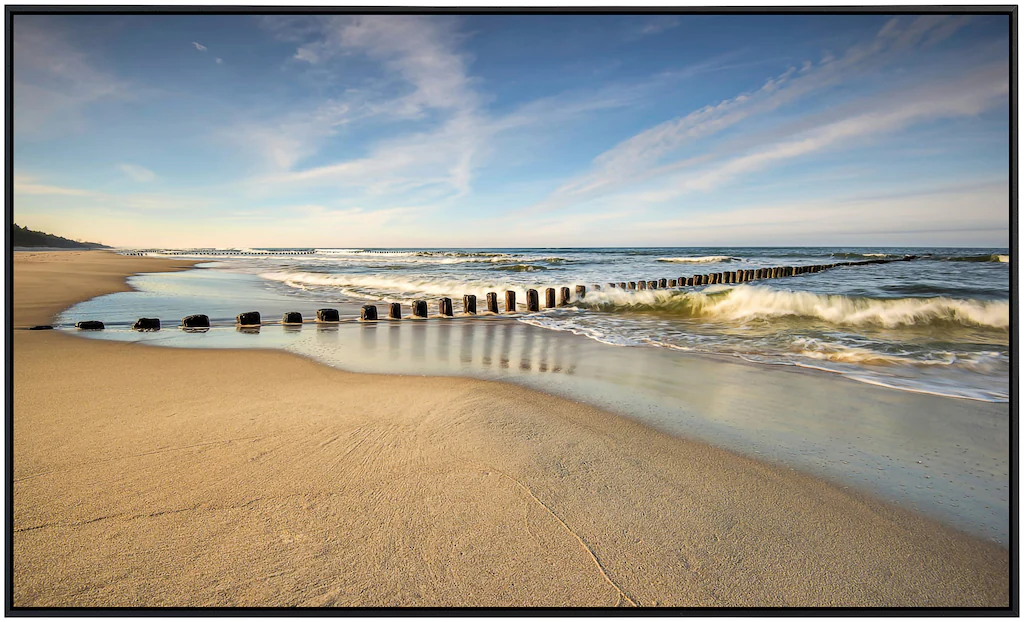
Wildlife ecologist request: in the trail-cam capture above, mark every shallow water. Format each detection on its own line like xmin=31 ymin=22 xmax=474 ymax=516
xmin=119 ymin=246 xmax=1011 ymax=402
xmin=58 ymin=263 xmax=1010 ymax=545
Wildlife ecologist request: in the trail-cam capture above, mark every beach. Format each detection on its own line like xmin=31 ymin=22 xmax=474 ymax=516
xmin=13 ymin=251 xmax=1010 ymax=607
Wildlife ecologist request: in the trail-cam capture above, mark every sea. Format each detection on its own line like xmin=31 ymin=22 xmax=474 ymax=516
xmin=58 ymin=246 xmax=1012 ymax=544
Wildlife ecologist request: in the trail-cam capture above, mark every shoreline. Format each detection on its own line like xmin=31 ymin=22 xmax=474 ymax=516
xmin=13 ymin=251 xmax=1010 ymax=607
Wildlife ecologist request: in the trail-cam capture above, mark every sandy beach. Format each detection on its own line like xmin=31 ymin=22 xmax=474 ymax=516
xmin=12 ymin=251 xmax=1009 ymax=607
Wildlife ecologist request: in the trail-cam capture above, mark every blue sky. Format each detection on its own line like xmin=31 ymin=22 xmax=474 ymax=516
xmin=13 ymin=13 xmax=1010 ymax=248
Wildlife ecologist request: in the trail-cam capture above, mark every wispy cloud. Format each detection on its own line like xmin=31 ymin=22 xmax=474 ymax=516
xmin=192 ymin=41 xmax=207 ymax=51
xmin=532 ymin=15 xmax=975 ymax=213
xmin=13 ymin=17 xmax=129 ymax=136
xmin=215 ymin=57 xmax=223 ymax=64
xmin=118 ymin=163 xmax=157 ymax=183
xmin=624 ymin=64 xmax=1007 ymax=205
xmin=640 ymin=16 xmax=681 ymax=36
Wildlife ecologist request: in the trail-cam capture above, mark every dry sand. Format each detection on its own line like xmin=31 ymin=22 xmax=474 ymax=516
xmin=12 ymin=251 xmax=1010 ymax=607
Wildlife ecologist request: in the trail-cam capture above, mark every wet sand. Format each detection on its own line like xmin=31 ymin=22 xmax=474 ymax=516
xmin=13 ymin=251 xmax=1010 ymax=607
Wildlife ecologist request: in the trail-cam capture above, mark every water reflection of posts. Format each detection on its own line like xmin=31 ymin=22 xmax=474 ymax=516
xmin=460 ymin=321 xmax=475 ymax=365
xmin=500 ymin=323 xmax=513 ymax=368
xmin=481 ymin=321 xmax=496 ymax=367
xmin=520 ymin=322 xmax=535 ymax=371
xmin=410 ymin=323 xmax=427 ymax=362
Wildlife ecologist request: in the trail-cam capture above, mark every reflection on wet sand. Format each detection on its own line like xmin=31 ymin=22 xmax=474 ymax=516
xmin=67 ymin=316 xmax=1008 ymax=545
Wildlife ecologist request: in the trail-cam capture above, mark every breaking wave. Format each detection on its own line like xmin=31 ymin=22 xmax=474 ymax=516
xmin=656 ymin=255 xmax=739 ymax=263
xmin=580 ymin=285 xmax=1009 ymax=330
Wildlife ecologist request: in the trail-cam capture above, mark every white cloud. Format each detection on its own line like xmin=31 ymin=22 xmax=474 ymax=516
xmin=626 ymin=64 xmax=1008 ymax=204
xmin=215 ymin=57 xmax=223 ymax=64
xmin=13 ymin=17 xmax=129 ymax=136
xmin=640 ymin=16 xmax=681 ymax=35
xmin=534 ymin=15 xmax=974 ymax=212
xmin=192 ymin=41 xmax=207 ymax=51
xmin=118 ymin=163 xmax=157 ymax=183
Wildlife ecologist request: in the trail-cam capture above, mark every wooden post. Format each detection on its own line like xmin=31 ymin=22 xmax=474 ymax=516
xmin=686 ymin=277 xmax=694 ymax=286
xmin=593 ymin=284 xmax=601 ymax=291
xmin=638 ymin=281 xmax=647 ymax=290
xmin=182 ymin=314 xmax=211 ymax=328
xmin=464 ymin=294 xmax=477 ymax=315
xmin=560 ymin=287 xmax=571 ymax=306
xmin=413 ymin=300 xmax=428 ymax=318
xmin=317 ymin=308 xmax=339 ymax=322
xmin=658 ymin=278 xmax=667 ymax=288
xmin=608 ymin=283 xmax=617 ymax=289
xmin=76 ymin=320 xmax=105 ymax=330
xmin=236 ymin=311 xmax=261 ymax=326
xmin=527 ymin=289 xmax=540 ymax=312
xmin=439 ymin=297 xmax=453 ymax=317
xmin=486 ymin=292 xmax=498 ymax=313
xmin=619 ymin=282 xmax=627 ymax=289
xmin=282 ymin=312 xmax=302 ymax=325
xmin=360 ymin=305 xmax=378 ymax=321
xmin=647 ymin=280 xmax=657 ymax=289
xmin=505 ymin=291 xmax=516 ymax=313
xmin=389 ymin=303 xmax=402 ymax=320
xmin=628 ymin=282 xmax=636 ymax=290
xmin=576 ymin=285 xmax=586 ymax=299
xmin=545 ymin=288 xmax=556 ymax=308
xmin=669 ymin=279 xmax=677 ymax=287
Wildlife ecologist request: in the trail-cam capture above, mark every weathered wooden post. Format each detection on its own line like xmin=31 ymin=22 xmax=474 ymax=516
xmin=282 ymin=312 xmax=302 ymax=325
xmin=628 ymin=282 xmax=636 ymax=290
xmin=360 ymin=305 xmax=378 ymax=321
xmin=413 ymin=300 xmax=428 ymax=318
xmin=464 ymin=294 xmax=477 ymax=315
xmin=527 ymin=289 xmax=540 ymax=312
xmin=558 ymin=287 xmax=570 ymax=306
xmin=237 ymin=311 xmax=261 ymax=327
xmin=576 ymin=285 xmax=586 ymax=299
xmin=505 ymin=291 xmax=516 ymax=313
xmin=486 ymin=293 xmax=498 ymax=314
xmin=685 ymin=276 xmax=694 ymax=286
xmin=389 ymin=303 xmax=403 ymax=320
xmin=182 ymin=314 xmax=210 ymax=328
xmin=545 ymin=288 xmax=556 ymax=308
xmin=76 ymin=320 xmax=105 ymax=330
xmin=669 ymin=279 xmax=677 ymax=287
xmin=638 ymin=280 xmax=647 ymax=290
xmin=658 ymin=278 xmax=667 ymax=288
xmin=317 ymin=308 xmax=339 ymax=322
xmin=648 ymin=280 xmax=657 ymax=289
xmin=619 ymin=282 xmax=627 ymax=289
xmin=439 ymin=298 xmax=454 ymax=317
xmin=593 ymin=284 xmax=601 ymax=291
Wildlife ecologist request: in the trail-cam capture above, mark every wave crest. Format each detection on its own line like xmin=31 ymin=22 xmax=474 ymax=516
xmin=582 ymin=285 xmax=1008 ymax=329
xmin=656 ymin=255 xmax=738 ymax=263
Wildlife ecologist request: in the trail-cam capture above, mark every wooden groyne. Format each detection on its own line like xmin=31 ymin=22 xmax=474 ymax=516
xmin=66 ymin=255 xmax=916 ymax=331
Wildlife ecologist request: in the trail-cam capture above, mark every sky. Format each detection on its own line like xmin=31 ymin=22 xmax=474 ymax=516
xmin=12 ymin=13 xmax=1011 ymax=248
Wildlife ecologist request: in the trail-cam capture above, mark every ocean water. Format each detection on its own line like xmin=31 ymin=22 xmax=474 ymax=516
xmin=56 ymin=246 xmax=1011 ymax=544
xmin=120 ymin=246 xmax=1010 ymax=402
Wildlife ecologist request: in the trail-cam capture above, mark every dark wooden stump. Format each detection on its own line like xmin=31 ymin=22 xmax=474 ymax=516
xmin=282 ymin=312 xmax=303 ymax=325
xmin=486 ymin=293 xmax=498 ymax=314
xmin=669 ymin=279 xmax=677 ymax=287
xmin=181 ymin=315 xmax=210 ymax=328
xmin=628 ymin=282 xmax=636 ymax=290
xmin=560 ymin=287 xmax=571 ymax=305
xmin=76 ymin=320 xmax=105 ymax=330
xmin=133 ymin=318 xmax=160 ymax=331
xmin=439 ymin=298 xmax=453 ymax=317
xmin=638 ymin=280 xmax=647 ymax=290
xmin=236 ymin=311 xmax=261 ymax=326
xmin=505 ymin=291 xmax=516 ymax=313
xmin=413 ymin=300 xmax=428 ymax=318
xmin=360 ymin=305 xmax=378 ymax=321
xmin=526 ymin=289 xmax=540 ymax=312
xmin=389 ymin=303 xmax=402 ymax=320
xmin=464 ymin=294 xmax=477 ymax=315
xmin=576 ymin=285 xmax=586 ymax=299
xmin=545 ymin=288 xmax=556 ymax=308
xmin=317 ymin=308 xmax=339 ymax=322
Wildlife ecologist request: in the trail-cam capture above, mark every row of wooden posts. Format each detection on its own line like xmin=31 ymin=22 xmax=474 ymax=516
xmin=70 ymin=256 xmax=914 ymax=331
